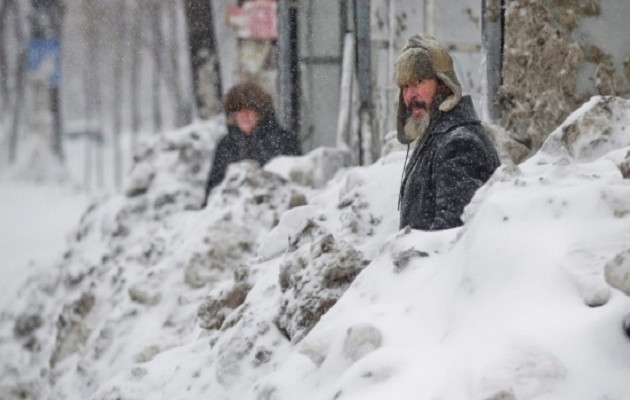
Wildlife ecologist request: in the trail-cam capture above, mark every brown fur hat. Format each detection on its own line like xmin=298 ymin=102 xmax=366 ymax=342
xmin=394 ymin=34 xmax=462 ymax=144
xmin=223 ymin=81 xmax=274 ymax=118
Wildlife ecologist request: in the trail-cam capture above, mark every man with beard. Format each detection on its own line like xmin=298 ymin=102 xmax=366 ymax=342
xmin=201 ymin=81 xmax=301 ymax=207
xmin=395 ymin=34 xmax=500 ymax=230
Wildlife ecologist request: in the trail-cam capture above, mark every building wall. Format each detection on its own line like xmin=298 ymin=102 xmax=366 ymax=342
xmin=296 ymin=0 xmax=344 ymax=151
xmin=299 ymin=0 xmax=484 ymax=154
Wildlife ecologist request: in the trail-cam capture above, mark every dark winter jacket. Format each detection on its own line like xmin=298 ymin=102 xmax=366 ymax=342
xmin=203 ymin=112 xmax=301 ymax=203
xmin=399 ymin=95 xmax=500 ymax=230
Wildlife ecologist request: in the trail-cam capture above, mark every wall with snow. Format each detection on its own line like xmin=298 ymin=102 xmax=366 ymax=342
xmin=499 ymin=0 xmax=630 ymax=164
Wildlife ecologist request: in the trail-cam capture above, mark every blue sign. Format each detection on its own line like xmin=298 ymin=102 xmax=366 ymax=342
xmin=27 ymin=38 xmax=61 ymax=87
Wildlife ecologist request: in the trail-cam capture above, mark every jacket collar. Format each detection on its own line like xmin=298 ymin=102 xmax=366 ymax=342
xmin=248 ymin=112 xmax=277 ymax=140
xmin=429 ymin=95 xmax=479 ymax=135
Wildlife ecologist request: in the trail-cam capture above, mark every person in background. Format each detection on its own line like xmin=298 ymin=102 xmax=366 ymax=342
xmin=395 ymin=34 xmax=500 ymax=230
xmin=202 ymin=81 xmax=301 ymax=207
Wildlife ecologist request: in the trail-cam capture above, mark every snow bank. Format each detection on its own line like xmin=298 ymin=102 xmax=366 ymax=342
xmin=1 ymin=97 xmax=630 ymax=400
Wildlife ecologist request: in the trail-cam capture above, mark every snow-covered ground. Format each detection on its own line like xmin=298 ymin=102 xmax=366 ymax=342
xmin=0 ymin=179 xmax=89 ymax=308
xmin=1 ymin=96 xmax=630 ymax=400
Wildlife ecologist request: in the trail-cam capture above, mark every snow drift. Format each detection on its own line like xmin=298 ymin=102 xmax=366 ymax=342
xmin=1 ymin=96 xmax=630 ymax=400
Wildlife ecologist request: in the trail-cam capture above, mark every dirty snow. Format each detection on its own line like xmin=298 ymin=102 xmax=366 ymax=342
xmin=1 ymin=96 xmax=630 ymax=400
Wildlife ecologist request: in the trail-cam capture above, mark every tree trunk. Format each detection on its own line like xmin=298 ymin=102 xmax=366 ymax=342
xmin=277 ymin=0 xmax=300 ymax=135
xmin=47 ymin=0 xmax=64 ymax=162
xmin=50 ymin=85 xmax=63 ymax=161
xmin=183 ymin=0 xmax=222 ymax=119
xmin=30 ymin=0 xmax=65 ymax=162
xmin=166 ymin=0 xmax=190 ymax=127
xmin=149 ymin=0 xmax=163 ymax=133
xmin=0 ymin=0 xmax=10 ymax=115
xmin=83 ymin=0 xmax=103 ymax=189
xmin=8 ymin=0 xmax=24 ymax=165
xmin=129 ymin=0 xmax=142 ymax=155
xmin=83 ymin=14 xmax=94 ymax=189
xmin=112 ymin=0 xmax=126 ymax=189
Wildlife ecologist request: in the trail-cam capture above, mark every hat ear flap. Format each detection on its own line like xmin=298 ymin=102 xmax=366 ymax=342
xmin=436 ymin=71 xmax=462 ymax=112
xmin=396 ymin=90 xmax=413 ymax=144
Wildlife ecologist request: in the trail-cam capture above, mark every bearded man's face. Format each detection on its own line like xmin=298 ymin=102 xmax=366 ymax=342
xmin=401 ymin=78 xmax=438 ymax=142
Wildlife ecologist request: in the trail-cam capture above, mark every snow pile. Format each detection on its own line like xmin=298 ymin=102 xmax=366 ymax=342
xmin=266 ymin=146 xmax=354 ymax=188
xmin=1 ymin=96 xmax=630 ymax=400
xmin=0 ymin=120 xmax=217 ymax=398
xmin=538 ymin=95 xmax=630 ymax=163
xmin=253 ymin=97 xmax=630 ymax=400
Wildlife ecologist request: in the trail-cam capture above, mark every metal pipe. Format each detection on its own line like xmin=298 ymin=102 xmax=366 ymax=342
xmin=277 ymin=0 xmax=300 ymax=135
xmin=353 ymin=0 xmax=374 ymax=164
xmin=481 ymin=0 xmax=504 ymax=122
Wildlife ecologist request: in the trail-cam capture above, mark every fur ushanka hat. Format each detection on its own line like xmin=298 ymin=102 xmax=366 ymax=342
xmin=394 ymin=34 xmax=462 ymax=144
xmin=224 ymin=81 xmax=274 ymax=118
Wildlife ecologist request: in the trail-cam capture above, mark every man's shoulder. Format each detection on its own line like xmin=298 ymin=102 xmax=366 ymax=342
xmin=433 ymin=100 xmax=480 ymax=133
xmin=435 ymin=121 xmax=483 ymax=144
xmin=446 ymin=121 xmax=483 ymax=137
xmin=435 ymin=122 xmax=500 ymax=167
xmin=435 ymin=122 xmax=495 ymax=153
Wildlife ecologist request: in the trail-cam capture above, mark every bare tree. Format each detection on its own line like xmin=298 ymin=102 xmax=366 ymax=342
xmin=4 ymin=0 xmax=26 ymax=165
xmin=111 ymin=0 xmax=127 ymax=189
xmin=166 ymin=0 xmax=192 ymax=127
xmin=148 ymin=0 xmax=163 ymax=133
xmin=47 ymin=0 xmax=65 ymax=162
xmin=129 ymin=0 xmax=143 ymax=155
xmin=0 ymin=0 xmax=9 ymax=114
xmin=82 ymin=0 xmax=104 ymax=189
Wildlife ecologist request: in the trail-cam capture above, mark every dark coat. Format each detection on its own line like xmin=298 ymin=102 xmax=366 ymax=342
xmin=203 ymin=112 xmax=301 ymax=203
xmin=399 ymin=95 xmax=500 ymax=230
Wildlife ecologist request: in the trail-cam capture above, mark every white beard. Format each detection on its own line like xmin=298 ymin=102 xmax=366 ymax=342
xmin=402 ymin=112 xmax=431 ymax=143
